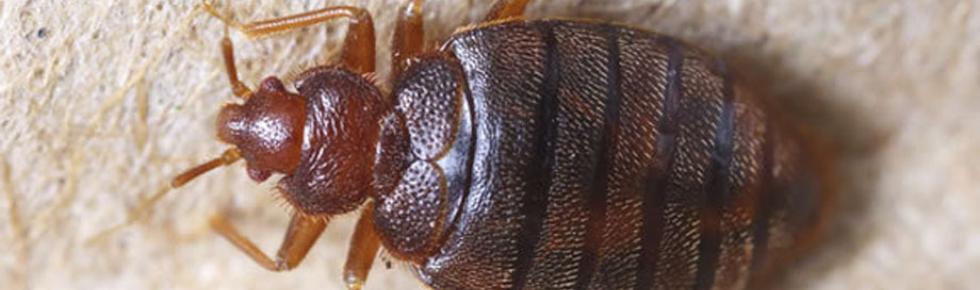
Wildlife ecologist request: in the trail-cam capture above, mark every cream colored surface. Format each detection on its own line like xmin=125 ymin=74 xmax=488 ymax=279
xmin=1 ymin=1 xmax=978 ymax=289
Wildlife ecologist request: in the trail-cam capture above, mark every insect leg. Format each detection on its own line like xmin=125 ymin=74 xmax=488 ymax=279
xmin=203 ymin=1 xmax=376 ymax=74
xmin=343 ymin=201 xmax=381 ymax=290
xmin=391 ymin=0 xmax=424 ymax=82
xmin=210 ymin=211 xmax=327 ymax=271
xmin=484 ymin=0 xmax=532 ymax=22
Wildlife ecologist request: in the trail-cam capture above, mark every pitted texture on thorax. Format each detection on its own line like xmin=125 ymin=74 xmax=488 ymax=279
xmin=395 ymin=56 xmax=464 ymax=160
xmin=373 ymin=55 xmax=470 ymax=260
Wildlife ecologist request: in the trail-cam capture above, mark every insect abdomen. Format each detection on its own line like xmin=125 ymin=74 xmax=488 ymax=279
xmin=402 ymin=19 xmax=827 ymax=290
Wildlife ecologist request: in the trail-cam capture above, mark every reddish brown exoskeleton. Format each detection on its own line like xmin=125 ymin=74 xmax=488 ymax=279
xmin=159 ymin=0 xmax=834 ymax=289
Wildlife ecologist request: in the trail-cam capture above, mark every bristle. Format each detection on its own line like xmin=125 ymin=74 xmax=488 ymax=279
xmin=281 ymin=43 xmax=342 ymax=86
xmin=361 ymin=72 xmax=380 ymax=86
xmin=281 ymin=64 xmax=390 ymax=103
xmin=269 ymin=186 xmax=286 ymax=203
xmin=269 ymin=186 xmax=299 ymax=215
xmin=282 ymin=59 xmax=327 ymax=86
xmin=363 ymin=72 xmax=389 ymax=91
xmin=404 ymin=56 xmax=422 ymax=68
xmin=315 ymin=214 xmax=331 ymax=224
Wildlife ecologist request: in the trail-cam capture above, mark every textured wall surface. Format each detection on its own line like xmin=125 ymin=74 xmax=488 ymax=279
xmin=1 ymin=0 xmax=978 ymax=289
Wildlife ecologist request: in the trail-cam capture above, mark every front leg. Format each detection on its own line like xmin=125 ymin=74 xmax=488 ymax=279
xmin=210 ymin=211 xmax=326 ymax=271
xmin=203 ymin=1 xmax=376 ymax=74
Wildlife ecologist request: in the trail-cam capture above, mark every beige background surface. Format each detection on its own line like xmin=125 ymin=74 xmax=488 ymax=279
xmin=2 ymin=0 xmax=978 ymax=289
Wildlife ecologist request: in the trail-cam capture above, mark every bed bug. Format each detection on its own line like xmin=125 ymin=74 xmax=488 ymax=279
xmin=166 ymin=0 xmax=834 ymax=289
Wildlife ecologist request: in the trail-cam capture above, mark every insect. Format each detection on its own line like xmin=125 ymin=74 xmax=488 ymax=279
xmin=163 ymin=0 xmax=834 ymax=289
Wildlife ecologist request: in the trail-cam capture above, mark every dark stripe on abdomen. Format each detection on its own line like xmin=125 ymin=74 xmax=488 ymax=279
xmin=693 ymin=61 xmax=737 ymax=290
xmin=749 ymin=121 xmax=775 ymax=276
xmin=635 ymin=38 xmax=683 ymax=290
xmin=574 ymin=25 xmax=624 ymax=290
xmin=511 ymin=22 xmax=559 ymax=290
